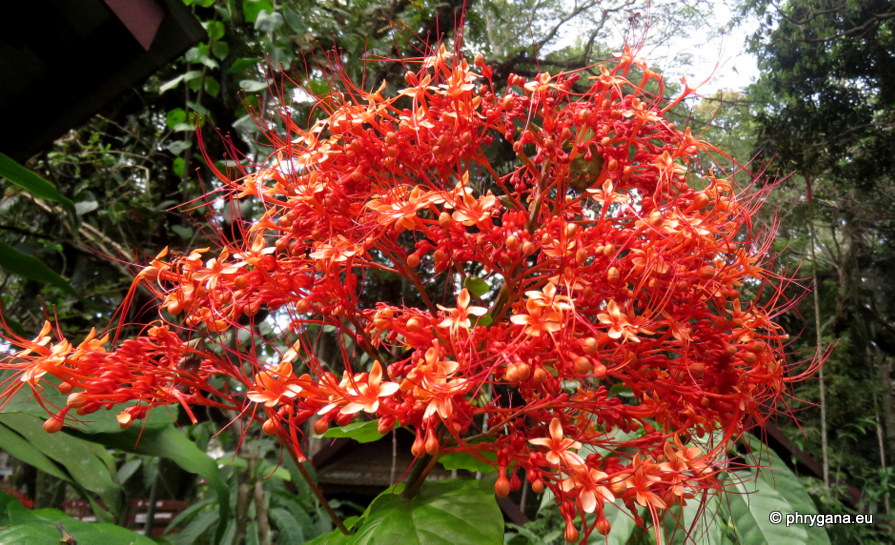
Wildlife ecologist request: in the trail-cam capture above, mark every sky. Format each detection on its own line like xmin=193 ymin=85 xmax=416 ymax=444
xmin=644 ymin=3 xmax=761 ymax=94
xmin=551 ymin=1 xmax=761 ymax=95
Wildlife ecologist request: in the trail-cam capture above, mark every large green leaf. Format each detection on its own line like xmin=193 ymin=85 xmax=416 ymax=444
xmin=0 ymin=240 xmax=78 ymax=296
xmin=0 ymin=153 xmax=74 ymax=210
xmin=305 ymin=530 xmax=351 ymax=545
xmin=437 ymin=451 xmax=497 ymax=474
xmin=269 ymin=506 xmax=305 ymax=544
xmin=0 ymin=493 xmax=155 ymax=545
xmin=663 ymin=492 xmax=726 ymax=545
xmin=0 ymin=413 xmax=121 ymax=515
xmin=174 ymin=508 xmax=219 ymax=545
xmin=721 ymin=436 xmax=831 ymax=545
xmin=71 ymin=424 xmax=230 ymax=542
xmin=602 ymin=500 xmax=640 ymax=545
xmin=0 ymin=421 xmax=72 ymax=483
xmin=309 ymin=479 xmax=504 ymax=545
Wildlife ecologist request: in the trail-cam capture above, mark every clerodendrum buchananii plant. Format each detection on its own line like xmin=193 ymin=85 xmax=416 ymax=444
xmin=1 ymin=45 xmax=820 ymax=542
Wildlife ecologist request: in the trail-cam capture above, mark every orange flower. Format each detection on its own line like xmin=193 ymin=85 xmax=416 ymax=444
xmin=341 ymin=361 xmax=400 ymax=415
xmin=407 ymin=348 xmax=470 ymax=422
xmin=437 ymin=289 xmax=488 ymax=332
xmin=529 ymin=418 xmax=586 ymax=469
xmin=597 ymin=299 xmax=642 ymax=342
xmin=246 ymin=361 xmax=303 ymax=408
xmin=560 ymin=468 xmax=616 ymax=513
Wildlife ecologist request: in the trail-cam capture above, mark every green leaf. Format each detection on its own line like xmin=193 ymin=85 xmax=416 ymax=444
xmin=269 ymin=507 xmax=305 ymax=543
xmin=159 ymin=70 xmax=203 ymax=93
xmin=159 ymin=74 xmax=186 ymax=93
xmin=321 ymin=420 xmax=390 ymax=443
xmin=168 ymin=140 xmax=192 ymax=155
xmin=211 ymin=40 xmax=230 ymax=60
xmin=0 ymin=153 xmax=75 ymax=211
xmin=283 ymin=7 xmax=308 ymax=33
xmin=173 ymin=156 xmax=187 ymax=177
xmin=475 ymin=314 xmax=493 ymax=327
xmin=347 ymin=479 xmax=504 ymax=545
xmin=721 ymin=436 xmax=831 ymax=545
xmin=166 ymin=108 xmax=187 ymax=130
xmin=308 ymin=78 xmax=330 ymax=96
xmin=188 ymin=76 xmax=203 ymax=91
xmin=242 ymin=0 xmax=273 ymax=23
xmin=0 ymin=414 xmax=121 ymax=514
xmin=464 ymin=275 xmax=489 ymax=297
xmin=0 ymin=240 xmax=78 ymax=296
xmin=227 ymin=57 xmax=257 ymax=75
xmin=664 ymin=492 xmax=724 ymax=545
xmin=205 ymin=77 xmax=221 ymax=97
xmin=204 ymin=20 xmax=225 ymax=41
xmin=71 ymin=425 xmax=231 ymax=543
xmin=172 ymin=224 xmax=194 ymax=240
xmin=240 ymin=79 xmax=269 ymax=92
xmin=117 ymin=458 xmax=142 ymax=484
xmin=174 ymin=508 xmax=219 ymax=545
xmin=254 ymin=10 xmax=284 ymax=33
xmin=217 ymin=456 xmax=291 ymax=480
xmin=0 ymin=422 xmax=72 ymax=483
xmin=74 ymin=200 xmax=99 ymax=216
xmin=186 ymin=100 xmax=211 ymax=117
xmin=0 ymin=377 xmax=177 ymax=432
xmin=0 ymin=493 xmax=155 ymax=545
xmin=437 ymin=451 xmax=497 ymax=473
xmin=603 ymin=500 xmax=640 ymax=545
xmin=304 ymin=530 xmax=352 ymax=545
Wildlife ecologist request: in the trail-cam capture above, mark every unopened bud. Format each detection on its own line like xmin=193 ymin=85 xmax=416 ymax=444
xmin=43 ymin=415 xmax=64 ymax=433
xmin=494 ymin=473 xmax=511 ymax=497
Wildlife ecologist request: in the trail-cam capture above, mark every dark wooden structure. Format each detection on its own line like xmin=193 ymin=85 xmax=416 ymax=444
xmin=0 ymin=0 xmax=203 ymax=162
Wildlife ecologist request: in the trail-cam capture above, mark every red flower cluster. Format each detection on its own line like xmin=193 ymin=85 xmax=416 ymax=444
xmin=1 ymin=45 xmax=816 ymax=540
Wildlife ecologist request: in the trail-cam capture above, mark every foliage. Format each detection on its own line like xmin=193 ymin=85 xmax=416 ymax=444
xmin=0 ymin=492 xmax=155 ymax=545
xmin=309 ymin=480 xmax=504 ymax=545
xmin=505 ymin=434 xmax=833 ymax=544
xmin=742 ymin=0 xmax=895 ymax=529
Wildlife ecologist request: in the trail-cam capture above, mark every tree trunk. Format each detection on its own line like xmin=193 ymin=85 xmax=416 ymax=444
xmin=805 ymin=173 xmax=830 ymax=487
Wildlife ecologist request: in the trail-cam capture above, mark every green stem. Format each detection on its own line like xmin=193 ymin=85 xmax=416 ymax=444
xmin=401 ymin=454 xmax=437 ymax=500
xmin=283 ymin=440 xmax=350 ymax=535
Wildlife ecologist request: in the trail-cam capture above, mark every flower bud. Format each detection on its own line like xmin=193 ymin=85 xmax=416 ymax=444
xmin=262 ymin=417 xmax=279 ymax=435
xmin=314 ymin=417 xmax=330 ymax=435
xmin=43 ymin=415 xmax=64 ymax=434
xmin=406 ymin=317 xmax=423 ymax=332
xmin=573 ymin=356 xmax=591 ymax=375
xmin=424 ymin=428 xmax=440 ymax=455
xmin=607 ymin=266 xmax=620 ymax=283
xmin=494 ymin=472 xmax=511 ymax=498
